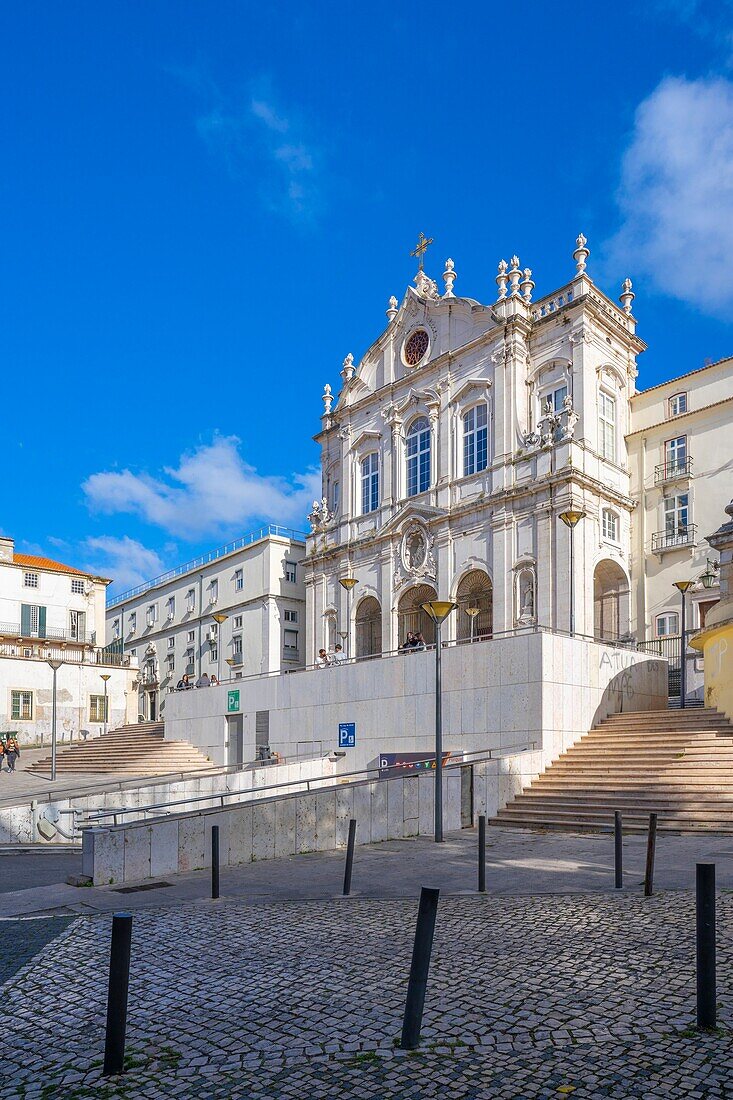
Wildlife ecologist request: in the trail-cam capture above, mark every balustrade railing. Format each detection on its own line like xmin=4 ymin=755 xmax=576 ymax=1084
xmin=0 ymin=622 xmax=97 ymax=645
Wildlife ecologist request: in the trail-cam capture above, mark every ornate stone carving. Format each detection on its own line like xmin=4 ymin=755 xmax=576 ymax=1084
xmin=496 ymin=259 xmax=508 ymax=300
xmin=393 ymin=520 xmax=436 ymax=590
xmin=443 ymin=258 xmax=457 ymax=297
xmin=386 ymin=295 xmax=399 ymax=321
xmin=573 ymin=233 xmax=590 ymax=275
xmin=508 ymin=256 xmax=522 ymax=297
xmin=414 ymin=269 xmax=439 ymax=300
xmin=515 ymin=564 xmax=536 ymax=625
xmin=619 ymin=278 xmax=635 ymax=314
xmin=322 ymin=384 xmax=333 ymax=415
xmin=520 ymin=268 xmax=534 ymax=303
xmin=341 ymin=353 xmax=355 ymax=382
xmin=308 ymin=498 xmax=331 ymax=533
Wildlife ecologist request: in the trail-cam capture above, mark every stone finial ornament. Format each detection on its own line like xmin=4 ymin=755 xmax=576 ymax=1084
xmin=573 ymin=233 xmax=590 ymax=275
xmin=496 ymin=259 xmax=508 ymax=300
xmin=508 ymin=255 xmax=522 ymax=297
xmin=520 ymin=268 xmax=535 ymax=303
xmin=386 ymin=295 xmax=399 ymax=321
xmin=341 ymin=353 xmax=355 ymax=382
xmin=322 ymin=383 xmax=333 ymax=416
xmin=443 ymin=258 xmax=457 ymax=297
xmin=620 ymin=277 xmax=635 ymax=314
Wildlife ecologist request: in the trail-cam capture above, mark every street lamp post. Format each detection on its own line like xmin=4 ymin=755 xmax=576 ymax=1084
xmin=212 ymin=612 xmax=229 ymax=683
xmin=338 ymin=577 xmax=358 ymax=659
xmin=225 ymin=656 xmax=236 ymax=679
xmin=100 ymin=673 xmax=111 ymax=737
xmin=466 ymin=606 xmax=480 ymax=644
xmin=673 ymin=580 xmax=694 ymax=709
xmin=46 ymin=658 xmax=63 ymax=782
xmin=421 ymin=600 xmax=458 ymax=843
xmin=559 ymin=510 xmax=586 ymax=637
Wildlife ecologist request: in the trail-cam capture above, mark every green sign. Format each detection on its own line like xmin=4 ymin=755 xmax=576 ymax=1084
xmin=227 ymin=689 xmax=240 ymax=713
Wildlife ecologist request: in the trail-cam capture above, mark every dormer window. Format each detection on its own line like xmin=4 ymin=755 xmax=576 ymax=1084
xmin=669 ymin=392 xmax=687 ymax=417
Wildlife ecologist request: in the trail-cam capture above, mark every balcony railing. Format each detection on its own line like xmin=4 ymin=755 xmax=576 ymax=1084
xmin=0 ymin=622 xmax=97 ymax=645
xmin=654 ymin=457 xmax=692 ymax=485
xmin=651 ymin=524 xmax=697 ymax=553
xmin=0 ymin=641 xmax=129 ymax=666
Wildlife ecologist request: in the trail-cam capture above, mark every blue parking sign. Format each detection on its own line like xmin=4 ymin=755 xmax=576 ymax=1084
xmin=338 ymin=722 xmax=356 ymax=748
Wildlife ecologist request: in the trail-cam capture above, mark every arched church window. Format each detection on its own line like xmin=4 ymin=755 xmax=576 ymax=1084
xmin=463 ymin=405 xmax=488 ymax=476
xmin=406 ymin=417 xmax=431 ymax=497
xmin=361 ymin=454 xmax=379 ymax=514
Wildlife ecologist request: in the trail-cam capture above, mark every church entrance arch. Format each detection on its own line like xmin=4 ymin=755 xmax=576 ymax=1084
xmin=355 ymin=596 xmax=382 ymax=658
xmin=397 ymin=583 xmax=438 ymax=645
xmin=455 ymin=570 xmax=493 ymax=642
xmin=593 ymin=560 xmax=630 ymax=641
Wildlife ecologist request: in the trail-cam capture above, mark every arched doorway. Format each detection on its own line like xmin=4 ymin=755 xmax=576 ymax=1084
xmin=355 ymin=596 xmax=382 ymax=658
xmin=456 ymin=570 xmax=493 ymax=641
xmin=594 ymin=560 xmax=630 ymax=641
xmin=397 ymin=583 xmax=438 ymax=645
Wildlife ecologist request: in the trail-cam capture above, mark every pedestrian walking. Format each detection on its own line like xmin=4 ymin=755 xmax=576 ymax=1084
xmin=0 ymin=740 xmax=4 ymax=773
xmin=5 ymin=739 xmax=19 ymax=773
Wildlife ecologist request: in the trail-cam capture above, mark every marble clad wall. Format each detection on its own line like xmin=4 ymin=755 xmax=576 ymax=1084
xmin=166 ymin=630 xmax=669 ymax=771
xmin=83 ymin=751 xmax=545 ymax=885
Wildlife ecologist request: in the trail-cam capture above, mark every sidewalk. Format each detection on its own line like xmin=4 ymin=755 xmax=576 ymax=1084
xmin=1 ymin=824 xmax=732 ymax=919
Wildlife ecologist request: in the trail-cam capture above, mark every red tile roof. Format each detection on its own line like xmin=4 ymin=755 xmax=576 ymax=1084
xmin=13 ymin=553 xmax=90 ymax=578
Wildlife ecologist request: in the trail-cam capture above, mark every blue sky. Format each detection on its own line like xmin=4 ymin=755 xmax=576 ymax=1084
xmin=3 ymin=0 xmax=733 ymax=594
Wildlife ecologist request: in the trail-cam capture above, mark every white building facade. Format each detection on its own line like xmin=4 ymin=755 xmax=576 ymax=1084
xmin=0 ymin=536 xmax=137 ymax=745
xmin=304 ymin=238 xmax=731 ymax=669
xmin=105 ymin=527 xmax=306 ymax=721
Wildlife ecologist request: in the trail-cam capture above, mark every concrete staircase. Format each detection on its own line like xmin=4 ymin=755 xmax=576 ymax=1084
xmin=29 ymin=721 xmax=212 ymax=776
xmin=493 ymin=708 xmax=733 ymax=834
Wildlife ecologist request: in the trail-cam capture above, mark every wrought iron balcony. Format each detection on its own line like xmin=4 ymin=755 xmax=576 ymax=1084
xmin=0 ymin=622 xmax=97 ymax=645
xmin=654 ymin=457 xmax=692 ymax=485
xmin=651 ymin=524 xmax=697 ymax=553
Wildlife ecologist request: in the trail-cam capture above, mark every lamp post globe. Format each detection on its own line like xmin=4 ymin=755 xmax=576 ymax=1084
xmin=338 ymin=577 xmax=358 ymax=659
xmin=559 ymin=509 xmax=586 ymax=637
xmin=100 ymin=673 xmax=111 ymax=737
xmin=421 ymin=600 xmax=457 ymax=842
xmin=212 ymin=612 xmax=229 ymax=684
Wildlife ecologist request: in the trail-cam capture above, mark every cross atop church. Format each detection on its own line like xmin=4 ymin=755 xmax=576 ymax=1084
xmin=410 ymin=231 xmax=434 ymax=271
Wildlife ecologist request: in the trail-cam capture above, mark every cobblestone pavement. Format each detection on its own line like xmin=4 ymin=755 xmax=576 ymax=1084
xmin=1 ymin=892 xmax=731 ymax=1098
xmin=0 ymin=916 xmax=71 ymax=984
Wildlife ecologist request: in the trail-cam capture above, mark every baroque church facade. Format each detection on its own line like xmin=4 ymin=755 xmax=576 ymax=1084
xmin=304 ymin=236 xmax=644 ymax=658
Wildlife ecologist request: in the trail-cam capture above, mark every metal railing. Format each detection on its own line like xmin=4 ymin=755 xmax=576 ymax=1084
xmin=0 ymin=622 xmax=97 ymax=645
xmin=166 ymin=622 xmax=642 ymax=693
xmin=0 ymin=641 xmax=129 ymax=667
xmin=651 ymin=524 xmax=697 ymax=553
xmin=80 ymin=743 xmax=540 ymax=829
xmin=654 ymin=457 xmax=692 ymax=485
xmin=107 ymin=525 xmax=307 ymax=607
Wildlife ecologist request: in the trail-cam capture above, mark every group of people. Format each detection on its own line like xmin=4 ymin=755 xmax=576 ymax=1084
xmin=0 ymin=736 xmax=21 ymax=773
xmin=175 ymin=673 xmax=220 ymax=690
xmin=400 ymin=632 xmax=427 ymax=652
xmin=315 ymin=644 xmax=348 ymax=668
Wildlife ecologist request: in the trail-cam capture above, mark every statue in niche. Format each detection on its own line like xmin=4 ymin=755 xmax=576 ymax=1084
xmin=517 ymin=569 xmax=535 ymax=624
xmin=406 ymin=529 xmax=427 ymax=571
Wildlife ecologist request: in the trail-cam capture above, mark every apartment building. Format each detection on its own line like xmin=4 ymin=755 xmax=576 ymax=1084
xmin=105 ymin=526 xmax=306 ymax=720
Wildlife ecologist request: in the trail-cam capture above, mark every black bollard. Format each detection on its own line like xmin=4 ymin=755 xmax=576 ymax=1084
xmin=696 ymin=863 xmax=716 ymax=1031
xmin=103 ymin=912 xmax=133 ymax=1076
xmin=343 ymin=818 xmax=357 ymax=896
xmin=614 ymin=811 xmax=623 ymax=889
xmin=400 ymin=887 xmax=440 ymax=1050
xmin=211 ymin=825 xmax=220 ymax=900
xmin=478 ymin=815 xmax=486 ymax=894
xmin=644 ymin=813 xmax=658 ymax=897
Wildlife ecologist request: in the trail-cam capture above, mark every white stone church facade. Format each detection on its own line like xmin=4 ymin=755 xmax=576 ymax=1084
xmin=303 ymin=238 xmax=731 ymax=663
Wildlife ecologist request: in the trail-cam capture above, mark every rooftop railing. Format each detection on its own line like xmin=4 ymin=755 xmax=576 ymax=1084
xmin=107 ymin=525 xmax=307 ymax=608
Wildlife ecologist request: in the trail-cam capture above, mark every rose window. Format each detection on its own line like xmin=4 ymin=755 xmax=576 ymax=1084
xmin=404 ymin=329 xmax=429 ymax=366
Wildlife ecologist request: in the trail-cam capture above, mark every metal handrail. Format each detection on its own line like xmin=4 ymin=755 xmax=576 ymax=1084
xmin=107 ymin=525 xmax=307 ymax=607
xmin=654 ymin=457 xmax=692 ymax=484
xmin=168 ymin=622 xmax=642 ymax=691
xmin=0 ymin=622 xmax=97 ymax=645
xmin=651 ymin=524 xmax=697 ymax=552
xmin=81 ymin=742 xmax=539 ymax=828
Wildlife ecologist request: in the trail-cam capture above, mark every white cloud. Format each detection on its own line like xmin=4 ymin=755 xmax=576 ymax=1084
xmin=606 ymin=76 xmax=733 ymax=317
xmin=82 ymin=436 xmax=320 ymax=541
xmin=194 ymin=87 xmax=319 ymax=221
xmin=82 ymin=536 xmax=166 ymax=592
